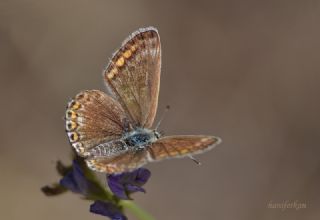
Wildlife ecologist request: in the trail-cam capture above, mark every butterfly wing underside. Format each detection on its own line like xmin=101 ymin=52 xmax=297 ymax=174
xmin=65 ymin=90 xmax=131 ymax=157
xmin=85 ymin=135 xmax=221 ymax=173
xmin=86 ymin=150 xmax=148 ymax=173
xmin=103 ymin=27 xmax=161 ymax=128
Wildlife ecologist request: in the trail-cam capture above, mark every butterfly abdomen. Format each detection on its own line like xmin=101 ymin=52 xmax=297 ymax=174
xmin=88 ymin=128 xmax=158 ymax=157
xmin=88 ymin=140 xmax=128 ymax=157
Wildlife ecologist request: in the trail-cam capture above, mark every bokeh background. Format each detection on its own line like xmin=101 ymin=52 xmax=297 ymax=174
xmin=1 ymin=0 xmax=320 ymax=219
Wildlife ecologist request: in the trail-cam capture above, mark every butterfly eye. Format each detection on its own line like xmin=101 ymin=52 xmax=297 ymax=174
xmin=154 ymin=130 xmax=161 ymax=139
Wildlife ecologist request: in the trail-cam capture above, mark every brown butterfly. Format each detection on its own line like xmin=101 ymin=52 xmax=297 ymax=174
xmin=65 ymin=27 xmax=221 ymax=173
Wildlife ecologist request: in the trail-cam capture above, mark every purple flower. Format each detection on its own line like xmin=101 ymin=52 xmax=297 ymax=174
xmin=59 ymin=160 xmax=102 ymax=197
xmin=90 ymin=201 xmax=127 ymax=220
xmin=107 ymin=168 xmax=151 ymax=200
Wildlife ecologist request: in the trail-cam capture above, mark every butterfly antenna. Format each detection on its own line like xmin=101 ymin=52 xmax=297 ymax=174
xmin=188 ymin=155 xmax=201 ymax=165
xmin=155 ymin=105 xmax=170 ymax=130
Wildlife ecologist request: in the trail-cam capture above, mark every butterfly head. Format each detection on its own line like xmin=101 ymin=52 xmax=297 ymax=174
xmin=153 ymin=130 xmax=161 ymax=139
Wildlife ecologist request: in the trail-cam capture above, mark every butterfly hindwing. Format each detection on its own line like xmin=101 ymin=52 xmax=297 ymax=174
xmin=148 ymin=135 xmax=221 ymax=161
xmin=65 ymin=90 xmax=131 ymax=156
xmin=86 ymin=150 xmax=148 ymax=173
xmin=103 ymin=27 xmax=161 ymax=128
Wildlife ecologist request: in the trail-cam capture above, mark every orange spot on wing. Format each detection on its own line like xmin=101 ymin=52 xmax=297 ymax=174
xmin=107 ymin=68 xmax=118 ymax=80
xmin=169 ymin=151 xmax=179 ymax=156
xmin=123 ymin=50 xmax=132 ymax=58
xmin=66 ymin=110 xmax=77 ymax=120
xmin=66 ymin=121 xmax=77 ymax=131
xmin=107 ymin=72 xmax=115 ymax=79
xmin=69 ymin=132 xmax=79 ymax=142
xmin=179 ymin=149 xmax=189 ymax=154
xmin=159 ymin=153 xmax=168 ymax=158
xmin=116 ymin=57 xmax=125 ymax=67
xmin=130 ymin=44 xmax=137 ymax=52
xmin=71 ymin=102 xmax=81 ymax=110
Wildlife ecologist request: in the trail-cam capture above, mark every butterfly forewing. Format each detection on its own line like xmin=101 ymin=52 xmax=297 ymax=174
xmin=148 ymin=135 xmax=221 ymax=161
xmin=65 ymin=90 xmax=131 ymax=156
xmin=103 ymin=27 xmax=161 ymax=128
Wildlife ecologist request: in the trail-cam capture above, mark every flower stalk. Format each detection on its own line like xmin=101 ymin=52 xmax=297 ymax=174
xmin=120 ymin=200 xmax=155 ymax=220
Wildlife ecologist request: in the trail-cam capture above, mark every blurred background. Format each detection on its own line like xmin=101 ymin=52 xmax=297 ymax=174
xmin=1 ymin=0 xmax=319 ymax=219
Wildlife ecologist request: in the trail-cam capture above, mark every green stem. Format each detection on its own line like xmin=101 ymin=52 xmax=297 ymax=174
xmin=120 ymin=200 xmax=155 ymax=220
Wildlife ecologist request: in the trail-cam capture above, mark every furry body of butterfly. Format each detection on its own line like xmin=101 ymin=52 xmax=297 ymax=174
xmin=88 ymin=128 xmax=159 ymax=158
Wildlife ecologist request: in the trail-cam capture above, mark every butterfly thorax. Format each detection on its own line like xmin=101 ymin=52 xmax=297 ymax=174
xmin=123 ymin=128 xmax=160 ymax=149
xmin=88 ymin=128 xmax=160 ymax=158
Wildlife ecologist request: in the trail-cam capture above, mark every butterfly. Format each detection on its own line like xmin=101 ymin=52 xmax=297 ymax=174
xmin=65 ymin=27 xmax=221 ymax=173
